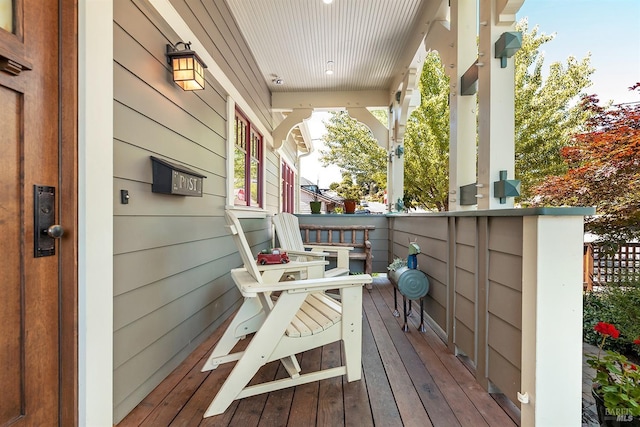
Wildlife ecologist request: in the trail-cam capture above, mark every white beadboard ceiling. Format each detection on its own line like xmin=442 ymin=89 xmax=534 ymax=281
xmin=226 ymin=0 xmax=447 ymax=97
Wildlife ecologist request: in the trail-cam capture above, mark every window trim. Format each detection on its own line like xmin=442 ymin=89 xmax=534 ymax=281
xmin=226 ymin=97 xmax=267 ymax=213
xmin=281 ymin=159 xmax=296 ymax=213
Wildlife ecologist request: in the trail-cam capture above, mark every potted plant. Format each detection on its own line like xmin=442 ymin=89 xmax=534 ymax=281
xmin=340 ymin=185 xmax=361 ymax=214
xmin=309 ymin=192 xmax=322 ymax=214
xmin=586 ymin=322 xmax=640 ymax=426
xmin=309 ymin=181 xmax=322 ymax=214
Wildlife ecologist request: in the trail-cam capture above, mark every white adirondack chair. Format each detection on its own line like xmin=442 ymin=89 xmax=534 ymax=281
xmin=201 ymin=210 xmax=372 ymax=417
xmin=272 ymin=212 xmax=352 ymax=277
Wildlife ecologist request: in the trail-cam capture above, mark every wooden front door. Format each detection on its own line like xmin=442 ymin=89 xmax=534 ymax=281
xmin=0 ymin=0 xmax=77 ymax=425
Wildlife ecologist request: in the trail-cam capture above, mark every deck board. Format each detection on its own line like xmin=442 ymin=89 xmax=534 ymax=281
xmin=117 ymin=280 xmax=518 ymax=427
xmin=368 ymin=288 xmax=462 ymax=427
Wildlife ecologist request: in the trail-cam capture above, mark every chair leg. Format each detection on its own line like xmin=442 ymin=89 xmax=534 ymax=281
xmin=202 ymin=298 xmax=265 ymax=371
xmin=280 ymin=355 xmax=301 ymax=378
xmin=204 ymin=292 xmax=306 ymax=417
xmin=340 ymin=287 xmax=363 ymax=382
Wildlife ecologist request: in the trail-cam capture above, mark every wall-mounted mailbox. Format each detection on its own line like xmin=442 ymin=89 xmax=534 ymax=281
xmin=150 ymin=156 xmax=206 ymax=197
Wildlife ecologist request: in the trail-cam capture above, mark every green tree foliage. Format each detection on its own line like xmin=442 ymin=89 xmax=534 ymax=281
xmin=318 ymin=19 xmax=594 ymax=209
xmin=532 ymin=86 xmax=640 ymax=246
xmin=329 ymin=173 xmax=364 ymax=201
xmin=403 ymin=51 xmax=450 ymax=211
xmin=320 ymin=111 xmax=387 ymax=199
xmin=514 ymin=19 xmax=594 ymax=199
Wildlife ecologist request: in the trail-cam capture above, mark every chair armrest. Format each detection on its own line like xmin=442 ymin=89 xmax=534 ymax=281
xmin=304 ymin=244 xmax=355 ymax=252
xmin=255 ymin=259 xmax=327 ymax=271
xmin=256 ymin=260 xmax=328 ymax=282
xmin=304 ymin=245 xmax=353 ymax=270
xmin=232 ymin=268 xmax=372 ymax=295
xmin=285 ymin=249 xmax=330 ymax=258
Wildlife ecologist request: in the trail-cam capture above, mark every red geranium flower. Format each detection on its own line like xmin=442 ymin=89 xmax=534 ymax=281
xmin=634 ymin=337 xmax=640 ymax=346
xmin=594 ymin=321 xmax=620 ymax=339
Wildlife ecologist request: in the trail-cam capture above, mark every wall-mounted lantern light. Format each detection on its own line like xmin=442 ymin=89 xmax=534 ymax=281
xmin=494 ymin=31 xmax=522 ymax=68
xmin=166 ymin=41 xmax=207 ymax=90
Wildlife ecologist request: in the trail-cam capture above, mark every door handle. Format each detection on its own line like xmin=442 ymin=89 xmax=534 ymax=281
xmin=46 ymin=224 xmax=64 ymax=239
xmin=34 ymin=185 xmax=62 ymax=257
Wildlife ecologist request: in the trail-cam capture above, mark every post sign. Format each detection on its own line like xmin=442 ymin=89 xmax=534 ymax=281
xmin=150 ymin=156 xmax=206 ymax=197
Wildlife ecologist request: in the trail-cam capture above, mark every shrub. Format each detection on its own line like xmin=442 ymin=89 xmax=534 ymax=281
xmin=584 ymin=283 xmax=640 ymax=358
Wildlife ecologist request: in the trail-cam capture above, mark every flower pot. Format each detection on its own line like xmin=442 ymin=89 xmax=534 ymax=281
xmin=310 ymin=201 xmax=322 ymax=214
xmin=592 ymin=389 xmax=640 ymax=426
xmin=343 ymin=199 xmax=357 ymax=214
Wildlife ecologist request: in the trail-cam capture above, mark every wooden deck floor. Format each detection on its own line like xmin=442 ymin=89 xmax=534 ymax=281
xmin=118 ymin=279 xmax=519 ymax=427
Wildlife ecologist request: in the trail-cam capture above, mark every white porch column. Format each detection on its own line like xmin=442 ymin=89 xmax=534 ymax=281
xmin=388 ymin=103 xmax=405 ymax=211
xmin=521 ymin=214 xmax=584 ymax=427
xmin=477 ymin=0 xmax=517 ymax=209
xmin=448 ymin=0 xmax=478 ymax=211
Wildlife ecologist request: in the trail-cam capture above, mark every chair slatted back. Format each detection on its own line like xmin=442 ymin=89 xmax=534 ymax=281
xmin=272 ymin=212 xmax=305 ymax=252
xmin=224 ymin=210 xmax=263 ymax=284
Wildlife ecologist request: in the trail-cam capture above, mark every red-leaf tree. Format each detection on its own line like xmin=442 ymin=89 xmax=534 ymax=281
xmin=531 ymin=84 xmax=640 ymax=246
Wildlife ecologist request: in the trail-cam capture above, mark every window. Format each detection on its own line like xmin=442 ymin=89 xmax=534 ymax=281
xmin=282 ymin=161 xmax=295 ymax=213
xmin=233 ymin=109 xmax=263 ymax=207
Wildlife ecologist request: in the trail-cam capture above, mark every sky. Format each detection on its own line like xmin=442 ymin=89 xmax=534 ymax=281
xmin=302 ymin=0 xmax=640 ymax=187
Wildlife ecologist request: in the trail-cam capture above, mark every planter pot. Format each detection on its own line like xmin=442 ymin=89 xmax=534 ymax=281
xmin=310 ymin=201 xmax=322 ymax=214
xmin=343 ymin=199 xmax=357 ymax=214
xmin=592 ymin=389 xmax=640 ymax=426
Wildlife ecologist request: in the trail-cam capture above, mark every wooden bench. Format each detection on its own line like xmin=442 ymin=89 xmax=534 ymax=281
xmin=298 ymin=224 xmax=375 ymax=274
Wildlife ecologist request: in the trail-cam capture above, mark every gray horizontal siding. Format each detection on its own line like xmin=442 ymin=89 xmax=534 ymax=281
xmin=113 ymin=0 xmax=272 ymax=422
xmin=169 ymin=0 xmax=273 ymax=131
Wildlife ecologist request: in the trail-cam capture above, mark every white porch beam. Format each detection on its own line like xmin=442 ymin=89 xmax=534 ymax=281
xmin=346 ymin=107 xmax=389 ymax=149
xmin=477 ymin=0 xmax=518 ymax=209
xmin=271 ymin=91 xmax=388 ymax=111
xmin=272 ymin=108 xmax=313 ymax=149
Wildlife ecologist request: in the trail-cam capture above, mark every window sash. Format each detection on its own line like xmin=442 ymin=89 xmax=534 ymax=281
xmin=234 ymin=109 xmax=262 ymax=207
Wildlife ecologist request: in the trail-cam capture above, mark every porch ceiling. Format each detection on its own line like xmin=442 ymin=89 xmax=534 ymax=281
xmin=226 ymin=0 xmax=449 ymax=110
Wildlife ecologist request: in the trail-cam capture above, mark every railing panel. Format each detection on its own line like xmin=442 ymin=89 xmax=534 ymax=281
xmin=486 ymin=217 xmax=523 ymax=403
xmin=391 ymin=216 xmax=450 ymax=333
xmin=488 ymin=217 xmax=524 ymax=256
xmin=389 ymin=207 xmax=591 ymax=427
xmin=488 ymin=251 xmax=523 ymax=291
xmin=488 ymin=282 xmax=522 ymax=330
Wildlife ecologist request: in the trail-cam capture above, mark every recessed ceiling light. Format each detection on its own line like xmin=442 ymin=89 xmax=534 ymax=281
xmin=323 ymin=0 xmax=333 ymax=4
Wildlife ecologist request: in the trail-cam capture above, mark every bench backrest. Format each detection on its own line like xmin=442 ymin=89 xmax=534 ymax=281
xmin=298 ymin=224 xmax=374 ymax=248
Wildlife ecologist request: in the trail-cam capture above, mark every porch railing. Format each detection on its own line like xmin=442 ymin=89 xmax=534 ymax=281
xmin=298 ymin=207 xmax=593 ymax=427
